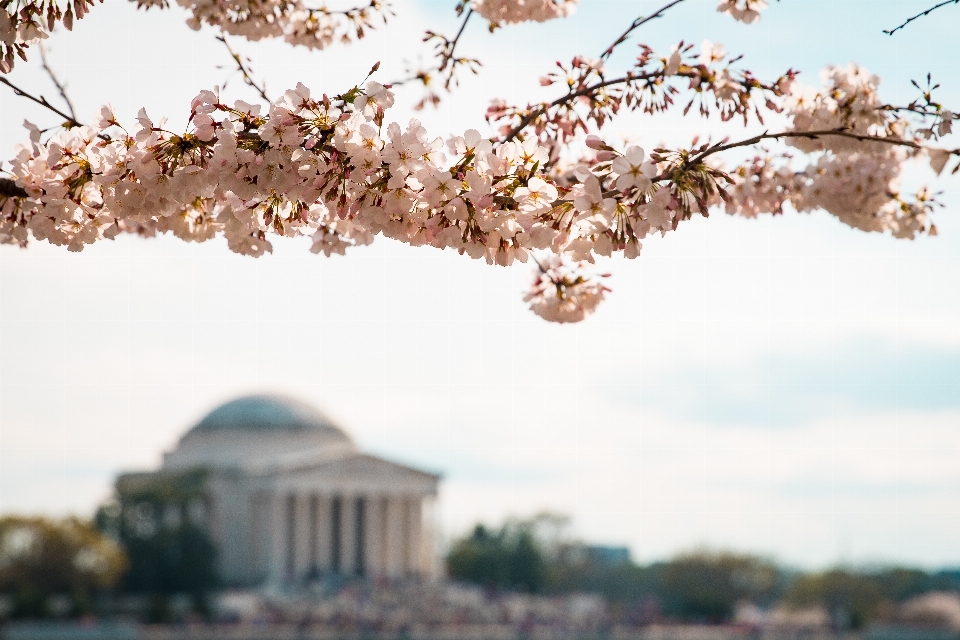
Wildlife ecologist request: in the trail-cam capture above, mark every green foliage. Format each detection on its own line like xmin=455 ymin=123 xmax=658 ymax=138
xmin=659 ymin=551 xmax=780 ymax=622
xmin=782 ymin=566 xmax=960 ymax=630
xmin=784 ymin=569 xmax=885 ymax=629
xmin=0 ymin=516 xmax=128 ymax=618
xmin=95 ymin=470 xmax=220 ymax=611
xmin=446 ymin=523 xmax=547 ymax=593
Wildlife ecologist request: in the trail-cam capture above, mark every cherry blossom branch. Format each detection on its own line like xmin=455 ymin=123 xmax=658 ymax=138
xmin=686 ymin=129 xmax=925 ymax=168
xmin=38 ymin=41 xmax=77 ymax=121
xmin=600 ymin=0 xmax=687 ymax=60
xmin=390 ymin=6 xmax=479 ymax=109
xmin=439 ymin=7 xmax=475 ymax=89
xmin=216 ymin=34 xmax=270 ymax=103
xmin=883 ymin=0 xmax=959 ymax=35
xmin=0 ymin=0 xmax=101 ymax=74
xmin=0 ymin=75 xmax=113 ymax=141
xmin=501 ymin=72 xmax=652 ymax=142
xmin=313 ymin=0 xmax=383 ymax=17
xmin=498 ymin=52 xmax=795 ymax=142
xmin=0 ymin=76 xmax=82 ymax=128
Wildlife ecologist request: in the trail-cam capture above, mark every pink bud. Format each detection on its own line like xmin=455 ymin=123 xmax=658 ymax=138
xmin=596 ymin=150 xmax=614 ymax=161
xmin=585 ymin=135 xmax=603 ymax=150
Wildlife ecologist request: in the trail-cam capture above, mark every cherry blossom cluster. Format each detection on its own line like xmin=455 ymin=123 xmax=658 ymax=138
xmin=488 ymin=40 xmax=795 ymax=156
xmin=3 ymin=0 xmax=959 ymax=323
xmin=4 ymin=56 xmax=956 ymax=322
xmin=525 ymin=253 xmax=609 ymax=323
xmin=1 ymin=0 xmax=99 ymax=73
xmin=131 ymin=0 xmax=389 ymax=50
xmin=0 ymin=76 xmax=733 ymax=322
xmin=717 ymin=0 xmax=769 ymax=24
xmin=471 ymin=0 xmax=577 ymax=26
xmin=723 ymin=64 xmax=943 ymax=239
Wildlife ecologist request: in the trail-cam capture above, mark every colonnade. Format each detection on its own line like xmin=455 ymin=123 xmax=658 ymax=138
xmin=266 ymin=492 xmax=427 ymax=583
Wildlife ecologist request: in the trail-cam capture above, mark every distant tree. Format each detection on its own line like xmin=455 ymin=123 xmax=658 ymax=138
xmin=783 ymin=569 xmax=887 ymax=630
xmin=95 ymin=469 xmax=219 ymax=620
xmin=0 ymin=516 xmax=127 ymax=618
xmin=659 ymin=551 xmax=779 ymax=622
xmin=446 ymin=522 xmax=547 ymax=593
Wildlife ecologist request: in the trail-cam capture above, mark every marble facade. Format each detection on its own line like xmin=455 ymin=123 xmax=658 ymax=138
xmin=118 ymin=395 xmax=440 ymax=587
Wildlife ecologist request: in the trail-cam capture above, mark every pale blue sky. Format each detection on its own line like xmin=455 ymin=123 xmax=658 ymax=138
xmin=1 ymin=0 xmax=959 ymax=569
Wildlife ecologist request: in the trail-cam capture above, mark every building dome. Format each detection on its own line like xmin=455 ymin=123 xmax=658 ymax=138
xmin=189 ymin=394 xmax=349 ymax=439
xmin=163 ymin=395 xmax=354 ymax=471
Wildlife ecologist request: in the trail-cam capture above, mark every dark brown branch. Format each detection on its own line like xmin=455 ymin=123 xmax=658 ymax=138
xmin=884 ymin=0 xmax=959 ymax=35
xmin=310 ymin=0 xmax=385 ymax=17
xmin=601 ymin=0 xmax=688 ymax=60
xmin=0 ymin=77 xmax=80 ymax=127
xmin=389 ymin=7 xmax=477 ymax=93
xmin=38 ymin=42 xmax=77 ymax=121
xmin=502 ymin=73 xmax=646 ymax=142
xmin=441 ymin=8 xmax=474 ymax=89
xmin=7 ymin=73 xmax=87 ymax=126
xmin=0 ymin=77 xmax=112 ymax=140
xmin=216 ymin=34 xmax=270 ymax=103
xmin=0 ymin=177 xmax=29 ymax=198
xmin=683 ymin=129 xmax=925 ymax=170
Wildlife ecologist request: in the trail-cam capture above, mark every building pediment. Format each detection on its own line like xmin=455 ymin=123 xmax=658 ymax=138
xmin=267 ymin=453 xmax=440 ymax=496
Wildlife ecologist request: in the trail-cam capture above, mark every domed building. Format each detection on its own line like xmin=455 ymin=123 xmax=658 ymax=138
xmin=116 ymin=395 xmax=441 ymax=587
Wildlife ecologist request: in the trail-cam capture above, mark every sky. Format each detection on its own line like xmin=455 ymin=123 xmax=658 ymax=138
xmin=1 ymin=0 xmax=960 ymax=570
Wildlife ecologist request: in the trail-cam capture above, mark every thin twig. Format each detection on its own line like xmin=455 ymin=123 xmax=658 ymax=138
xmin=502 ymin=70 xmax=696 ymax=142
xmin=884 ymin=0 xmax=959 ymax=35
xmin=442 ymin=8 xmax=474 ymax=89
xmin=0 ymin=77 xmax=79 ymax=126
xmin=314 ymin=0 xmax=385 ymax=17
xmin=216 ymin=34 xmax=271 ymax=103
xmin=601 ymin=0 xmax=688 ymax=60
xmin=38 ymin=42 xmax=77 ymax=121
xmin=682 ymin=129 xmax=926 ymax=170
xmin=390 ymin=7 xmax=477 ymax=91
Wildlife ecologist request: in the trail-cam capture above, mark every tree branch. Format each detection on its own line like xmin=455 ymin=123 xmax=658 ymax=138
xmin=683 ymin=129 xmax=926 ymax=170
xmin=38 ymin=42 xmax=78 ymax=121
xmin=502 ymin=72 xmax=650 ymax=142
xmin=0 ymin=178 xmax=29 ymax=198
xmin=0 ymin=76 xmax=89 ymax=130
xmin=601 ymin=0 xmax=688 ymax=60
xmin=441 ymin=7 xmax=474 ymax=89
xmin=884 ymin=0 xmax=959 ymax=35
xmin=216 ymin=34 xmax=271 ymax=103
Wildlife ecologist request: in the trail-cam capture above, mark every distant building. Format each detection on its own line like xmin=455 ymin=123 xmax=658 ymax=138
xmin=116 ymin=395 xmax=440 ymax=588
xmin=583 ymin=545 xmax=631 ymax=565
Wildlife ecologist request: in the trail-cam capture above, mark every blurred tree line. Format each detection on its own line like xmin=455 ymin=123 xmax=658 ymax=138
xmin=95 ymin=469 xmax=219 ymax=620
xmin=446 ymin=514 xmax=960 ymax=629
xmin=0 ymin=516 xmax=127 ymax=618
xmin=0 ymin=470 xmax=220 ymax=621
xmin=4 ymin=503 xmax=960 ymax=629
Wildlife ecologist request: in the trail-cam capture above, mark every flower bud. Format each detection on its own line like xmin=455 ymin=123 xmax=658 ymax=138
xmin=585 ymin=135 xmax=604 ymax=150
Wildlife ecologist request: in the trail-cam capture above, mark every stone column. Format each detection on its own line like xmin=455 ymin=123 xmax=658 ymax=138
xmin=285 ymin=493 xmax=296 ymax=583
xmin=406 ymin=497 xmax=423 ymax=576
xmin=420 ymin=495 xmax=436 ymax=578
xmin=267 ymin=491 xmax=286 ymax=585
xmin=308 ymin=495 xmax=318 ymax=577
xmin=294 ymin=493 xmax=311 ymax=581
xmin=330 ymin=495 xmax=343 ymax=574
xmin=340 ymin=494 xmax=356 ymax=575
xmin=384 ymin=496 xmax=406 ymax=577
xmin=364 ymin=495 xmax=385 ymax=577
xmin=316 ymin=493 xmax=332 ymax=574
